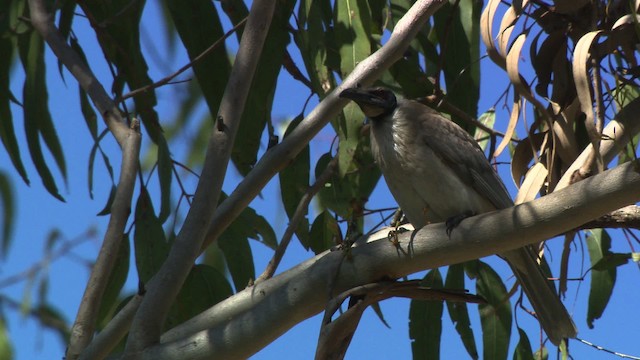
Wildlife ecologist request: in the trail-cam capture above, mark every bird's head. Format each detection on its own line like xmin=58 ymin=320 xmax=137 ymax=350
xmin=339 ymin=87 xmax=397 ymax=120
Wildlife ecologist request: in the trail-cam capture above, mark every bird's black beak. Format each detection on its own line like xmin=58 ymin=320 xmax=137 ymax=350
xmin=339 ymin=87 xmax=396 ymax=119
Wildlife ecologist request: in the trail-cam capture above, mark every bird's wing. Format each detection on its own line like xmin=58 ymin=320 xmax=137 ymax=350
xmin=410 ymin=101 xmax=514 ymax=209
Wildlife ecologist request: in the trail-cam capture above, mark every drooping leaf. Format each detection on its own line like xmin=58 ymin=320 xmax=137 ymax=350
xmin=474 ymin=260 xmax=511 ymax=360
xmin=0 ymin=35 xmax=29 ymax=184
xmin=409 ymin=269 xmax=444 ymax=360
xmin=18 ymin=30 xmax=66 ymax=201
xmin=0 ymin=313 xmax=13 ymax=360
xmin=586 ymin=229 xmax=617 ymax=328
xmin=133 ymin=188 xmax=170 ymax=283
xmin=474 ymin=109 xmax=496 ymax=151
xmin=0 ymin=172 xmax=14 ymax=259
xmin=279 ymin=114 xmax=311 ymax=248
xmin=166 ymin=264 xmax=233 ymax=330
xmin=157 ymin=138 xmax=173 ymax=223
xmin=309 ymin=210 xmax=341 ymax=254
xmin=433 ymin=0 xmax=482 ymax=129
xmin=88 ymin=129 xmax=115 ymax=199
xmin=446 ymin=263 xmax=478 ymax=359
xmin=513 ymin=327 xmax=534 ymax=360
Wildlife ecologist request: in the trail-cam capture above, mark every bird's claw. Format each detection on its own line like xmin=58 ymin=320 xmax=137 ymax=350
xmin=445 ymin=211 xmax=475 ymax=237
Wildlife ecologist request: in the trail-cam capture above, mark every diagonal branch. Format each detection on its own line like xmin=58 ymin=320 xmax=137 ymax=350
xmin=151 ymin=159 xmax=640 ymax=359
xmin=124 ymin=0 xmax=277 ymax=353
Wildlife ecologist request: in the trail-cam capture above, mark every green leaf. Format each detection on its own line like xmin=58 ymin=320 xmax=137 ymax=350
xmin=295 ymin=0 xmax=336 ymax=96
xmin=134 ymin=189 xmax=170 ymax=283
xmin=475 ymin=260 xmax=511 ymax=360
xmin=218 ymin=193 xmax=277 ymax=290
xmin=68 ymin=35 xmax=98 ymax=140
xmin=0 ymin=35 xmax=29 ymax=184
xmin=445 ymin=263 xmax=478 ymax=359
xmin=157 ymin=138 xmax=173 ymax=223
xmin=167 ymin=0 xmax=230 ymax=126
xmin=57 ymin=0 xmax=77 ymax=79
xmin=279 ymin=114 xmax=310 ymax=247
xmin=0 ymin=314 xmax=13 ymax=360
xmin=474 ymin=109 xmax=496 ymax=151
xmin=513 ymin=327 xmax=534 ymax=360
xmin=98 ymin=235 xmax=130 ymax=328
xmin=409 ymin=269 xmax=444 ymax=360
xmin=18 ymin=30 xmax=66 ymax=201
xmin=309 ymin=210 xmax=341 ymax=254
xmin=88 ymin=129 xmax=115 ymax=199
xmin=335 ymin=0 xmax=372 ymax=78
xmin=166 ymin=264 xmax=233 ymax=330
xmin=586 ymin=229 xmax=617 ymax=328
xmin=0 ymin=172 xmax=15 ymax=259
xmin=82 ymin=0 xmax=162 ymax=143
xmin=433 ymin=0 xmax=482 ymax=129
xmin=231 ymin=1 xmax=295 ymax=175
xmin=218 ymin=228 xmax=254 ymax=292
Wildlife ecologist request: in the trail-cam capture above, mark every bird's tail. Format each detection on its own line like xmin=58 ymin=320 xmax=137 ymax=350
xmin=503 ymin=247 xmax=577 ymax=345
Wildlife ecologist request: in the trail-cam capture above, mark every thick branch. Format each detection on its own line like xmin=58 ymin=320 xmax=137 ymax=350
xmin=202 ymin=0 xmax=448 ymax=249
xmin=147 ymin=160 xmax=640 ymax=360
xmin=124 ymin=0 xmax=277 ymax=353
xmin=27 ymin=0 xmax=129 ymax=146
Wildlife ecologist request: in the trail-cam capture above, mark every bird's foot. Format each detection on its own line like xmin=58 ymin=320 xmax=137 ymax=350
xmin=445 ymin=210 xmax=475 ymax=237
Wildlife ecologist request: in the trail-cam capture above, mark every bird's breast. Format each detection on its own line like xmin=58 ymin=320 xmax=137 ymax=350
xmin=370 ymin=115 xmax=494 ymax=227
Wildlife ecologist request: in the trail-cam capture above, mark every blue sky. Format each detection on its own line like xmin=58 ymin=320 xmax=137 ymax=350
xmin=1 ymin=2 xmax=639 ymax=359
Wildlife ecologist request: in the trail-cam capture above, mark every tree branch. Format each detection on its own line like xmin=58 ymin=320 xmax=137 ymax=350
xmin=124 ymin=0 xmax=277 ymax=353
xmin=146 ymin=159 xmax=640 ymax=359
xmin=66 ymin=120 xmax=141 ymax=359
xmin=27 ymin=0 xmax=130 ymax=147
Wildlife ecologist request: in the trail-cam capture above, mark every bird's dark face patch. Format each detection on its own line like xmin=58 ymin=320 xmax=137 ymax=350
xmin=339 ymin=87 xmax=397 ymax=120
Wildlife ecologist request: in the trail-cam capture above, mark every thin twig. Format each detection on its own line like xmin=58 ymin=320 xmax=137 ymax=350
xmin=256 ymin=156 xmax=339 ymax=283
xmin=117 ymin=17 xmax=248 ymax=103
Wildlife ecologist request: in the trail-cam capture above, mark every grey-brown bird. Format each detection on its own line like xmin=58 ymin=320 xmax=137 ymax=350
xmin=340 ymin=86 xmax=577 ymax=345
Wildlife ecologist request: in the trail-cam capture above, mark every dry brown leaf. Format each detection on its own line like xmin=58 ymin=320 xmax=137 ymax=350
xmin=515 ymin=162 xmax=548 ymax=204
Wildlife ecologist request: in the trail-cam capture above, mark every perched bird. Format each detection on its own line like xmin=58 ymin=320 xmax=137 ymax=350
xmin=340 ymin=86 xmax=577 ymax=345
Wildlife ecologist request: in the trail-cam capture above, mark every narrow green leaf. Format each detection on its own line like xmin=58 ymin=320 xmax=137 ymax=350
xmin=309 ymin=210 xmax=341 ymax=254
xmin=218 ymin=228 xmax=254 ymax=292
xmin=513 ymin=327 xmax=534 ymax=360
xmin=157 ymin=138 xmax=173 ymax=223
xmin=433 ymin=0 xmax=482 ymax=129
xmin=133 ymin=189 xmax=169 ymax=283
xmin=98 ymin=235 xmax=130 ymax=327
xmin=18 ymin=31 xmax=65 ymax=201
xmin=87 ymin=129 xmax=114 ymax=199
xmin=476 ymin=261 xmax=511 ymax=360
xmin=0 ymin=314 xmax=13 ymax=360
xmin=167 ymin=0 xmax=230 ymax=138
xmin=0 ymin=172 xmax=15 ymax=258
xmin=166 ymin=264 xmax=233 ymax=329
xmin=335 ymin=0 xmax=372 ymax=177
xmin=69 ymin=35 xmax=98 ymax=139
xmin=409 ymin=269 xmax=444 ymax=360
xmin=279 ymin=114 xmax=310 ymax=247
xmin=474 ymin=109 xmax=496 ymax=151
xmin=445 ymin=263 xmax=478 ymax=359
xmin=231 ymin=1 xmax=296 ymax=175
xmin=586 ymin=229 xmax=616 ymax=328
xmin=56 ymin=0 xmax=77 ymax=79
xmin=0 ymin=36 xmax=29 ymax=184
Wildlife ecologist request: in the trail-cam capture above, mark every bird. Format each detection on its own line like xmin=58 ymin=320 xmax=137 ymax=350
xmin=339 ymin=86 xmax=577 ymax=345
